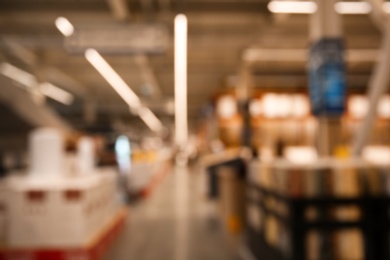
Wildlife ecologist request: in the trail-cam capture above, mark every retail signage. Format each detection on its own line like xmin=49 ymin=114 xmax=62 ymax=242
xmin=308 ymin=38 xmax=346 ymax=116
xmin=65 ymin=24 xmax=169 ymax=54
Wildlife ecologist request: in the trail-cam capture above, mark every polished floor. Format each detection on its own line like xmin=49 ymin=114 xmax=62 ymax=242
xmin=104 ymin=165 xmax=240 ymax=260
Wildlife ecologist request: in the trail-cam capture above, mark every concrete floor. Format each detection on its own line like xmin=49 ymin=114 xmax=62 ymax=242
xmin=104 ymin=165 xmax=239 ymax=260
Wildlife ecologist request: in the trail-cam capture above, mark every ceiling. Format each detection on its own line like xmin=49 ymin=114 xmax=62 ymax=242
xmin=0 ymin=0 xmax=383 ymax=141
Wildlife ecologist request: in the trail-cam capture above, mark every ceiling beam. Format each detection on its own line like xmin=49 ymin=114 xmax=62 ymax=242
xmin=0 ymin=76 xmax=71 ymax=131
xmin=133 ymin=54 xmax=163 ymax=97
xmin=243 ymin=48 xmax=379 ymax=64
xmin=106 ymin=0 xmax=130 ymax=21
xmin=1 ymin=37 xmax=89 ymax=98
xmin=364 ymin=0 xmax=387 ymax=31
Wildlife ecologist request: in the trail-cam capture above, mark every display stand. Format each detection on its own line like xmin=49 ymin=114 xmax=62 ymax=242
xmin=0 ymin=208 xmax=128 ymax=260
xmin=246 ymin=183 xmax=390 ymax=260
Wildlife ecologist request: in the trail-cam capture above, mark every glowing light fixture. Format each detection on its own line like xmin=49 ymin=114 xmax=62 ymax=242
xmin=285 ymin=146 xmax=318 ymax=165
xmin=85 ymin=48 xmax=141 ymax=108
xmin=216 ymin=96 xmax=237 ymax=118
xmin=291 ymin=94 xmax=310 ymax=118
xmin=55 ymin=17 xmax=74 ymax=37
xmin=0 ymin=62 xmax=74 ymax=105
xmin=138 ymin=106 xmax=163 ymax=133
xmin=363 ymin=146 xmax=390 ymax=166
xmin=249 ymin=99 xmax=262 ymax=117
xmin=268 ymin=1 xmax=390 ymax=15
xmin=85 ymin=48 xmax=163 ymax=132
xmin=174 ymin=14 xmax=188 ymax=148
xmin=383 ymin=2 xmax=390 ymax=14
xmin=39 ymin=82 xmax=74 ymax=105
xmin=262 ymin=94 xmax=280 ymax=119
xmin=0 ymin=63 xmax=36 ymax=88
xmin=335 ymin=2 xmax=371 ymax=14
xmin=348 ymin=95 xmax=369 ymax=119
xmin=268 ymin=1 xmax=317 ymax=14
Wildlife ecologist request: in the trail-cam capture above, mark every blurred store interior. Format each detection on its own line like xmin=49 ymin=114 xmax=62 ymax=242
xmin=0 ymin=0 xmax=389 ymax=259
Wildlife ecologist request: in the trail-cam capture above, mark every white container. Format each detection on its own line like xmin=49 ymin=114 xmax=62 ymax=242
xmin=77 ymin=137 xmax=95 ymax=175
xmin=29 ymin=128 xmax=64 ymax=179
xmin=6 ymin=171 xmax=118 ymax=248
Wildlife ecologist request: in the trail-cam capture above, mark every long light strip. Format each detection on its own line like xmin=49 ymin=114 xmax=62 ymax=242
xmin=174 ymin=14 xmax=188 ymax=148
xmin=138 ymin=107 xmax=163 ymax=133
xmin=0 ymin=62 xmax=74 ymax=105
xmin=0 ymin=63 xmax=36 ymax=88
xmin=268 ymin=1 xmax=317 ymax=14
xmin=55 ymin=17 xmax=74 ymax=37
xmin=268 ymin=1 xmax=390 ymax=14
xmin=85 ymin=49 xmax=141 ymax=108
xmin=335 ymin=2 xmax=372 ymax=14
xmin=39 ymin=82 xmax=74 ymax=105
xmin=84 ymin=49 xmax=164 ymax=133
xmin=57 ymin=17 xmax=163 ymax=133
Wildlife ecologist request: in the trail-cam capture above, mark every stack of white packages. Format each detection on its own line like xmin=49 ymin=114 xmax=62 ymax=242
xmin=5 ymin=129 xmax=120 ymax=248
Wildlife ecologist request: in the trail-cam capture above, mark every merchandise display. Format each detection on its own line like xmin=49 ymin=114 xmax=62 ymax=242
xmin=0 ymin=128 xmax=123 ymax=255
xmin=246 ymin=159 xmax=390 ymax=260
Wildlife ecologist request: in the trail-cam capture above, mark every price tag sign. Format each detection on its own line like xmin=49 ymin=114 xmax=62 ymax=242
xmin=308 ymin=38 xmax=346 ymax=116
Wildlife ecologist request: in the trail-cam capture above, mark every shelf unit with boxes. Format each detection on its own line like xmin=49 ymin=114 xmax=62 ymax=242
xmin=0 ymin=207 xmax=127 ymax=260
xmin=246 ymin=159 xmax=390 ymax=260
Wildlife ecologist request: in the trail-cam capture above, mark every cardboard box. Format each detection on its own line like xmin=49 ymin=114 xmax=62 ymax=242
xmin=6 ymin=169 xmax=119 ymax=248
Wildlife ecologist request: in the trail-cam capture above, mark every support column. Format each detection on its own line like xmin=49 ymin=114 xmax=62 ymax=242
xmin=309 ymin=0 xmax=345 ymax=157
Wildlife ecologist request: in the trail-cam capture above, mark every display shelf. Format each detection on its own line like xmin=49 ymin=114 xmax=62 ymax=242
xmin=246 ymin=183 xmax=390 ymax=260
xmin=0 ymin=208 xmax=128 ymax=260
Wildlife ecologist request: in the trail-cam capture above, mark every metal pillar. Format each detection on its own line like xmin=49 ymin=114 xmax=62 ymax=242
xmin=353 ymin=19 xmax=390 ymax=156
xmin=310 ymin=0 xmax=344 ymax=157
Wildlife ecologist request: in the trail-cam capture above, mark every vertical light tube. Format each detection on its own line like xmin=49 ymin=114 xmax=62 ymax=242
xmin=174 ymin=14 xmax=188 ymax=149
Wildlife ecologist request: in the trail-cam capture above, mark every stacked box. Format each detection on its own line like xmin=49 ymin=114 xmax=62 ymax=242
xmin=6 ymin=170 xmax=118 ymax=248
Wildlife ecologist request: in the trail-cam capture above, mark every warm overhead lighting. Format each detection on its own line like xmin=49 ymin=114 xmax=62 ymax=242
xmin=138 ymin=107 xmax=163 ymax=133
xmin=55 ymin=17 xmax=74 ymax=37
xmin=216 ymin=96 xmax=237 ymax=119
xmin=383 ymin=2 xmax=390 ymax=14
xmin=174 ymin=14 xmax=188 ymax=148
xmin=285 ymin=146 xmax=318 ymax=164
xmin=363 ymin=146 xmax=390 ymax=166
xmin=268 ymin=1 xmax=317 ymax=14
xmin=0 ymin=62 xmax=36 ymax=88
xmin=1 ymin=62 xmax=74 ymax=105
xmin=378 ymin=95 xmax=390 ymax=119
xmin=348 ymin=95 xmax=369 ymax=119
xmin=85 ymin=48 xmax=163 ymax=132
xmin=85 ymin=48 xmax=141 ymax=108
xmin=249 ymin=99 xmax=262 ymax=117
xmin=269 ymin=1 xmax=390 ymax=15
xmin=291 ymin=94 xmax=310 ymax=118
xmin=335 ymin=2 xmax=372 ymax=14
xmin=39 ymin=82 xmax=74 ymax=105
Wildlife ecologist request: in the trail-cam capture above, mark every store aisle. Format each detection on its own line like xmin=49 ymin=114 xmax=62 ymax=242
xmin=104 ymin=164 xmax=239 ymax=260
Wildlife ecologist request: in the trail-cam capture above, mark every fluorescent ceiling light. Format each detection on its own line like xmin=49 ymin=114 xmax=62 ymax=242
xmin=335 ymin=2 xmax=371 ymax=14
xmin=55 ymin=17 xmax=74 ymax=37
xmin=383 ymin=2 xmax=390 ymax=14
xmin=0 ymin=63 xmax=36 ymax=88
xmin=269 ymin=1 xmax=390 ymax=15
xmin=85 ymin=48 xmax=141 ymax=108
xmin=268 ymin=1 xmax=317 ymax=14
xmin=85 ymin=48 xmax=163 ymax=133
xmin=138 ymin=107 xmax=163 ymax=133
xmin=174 ymin=14 xmax=188 ymax=147
xmin=0 ymin=62 xmax=74 ymax=105
xmin=39 ymin=82 xmax=74 ymax=105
